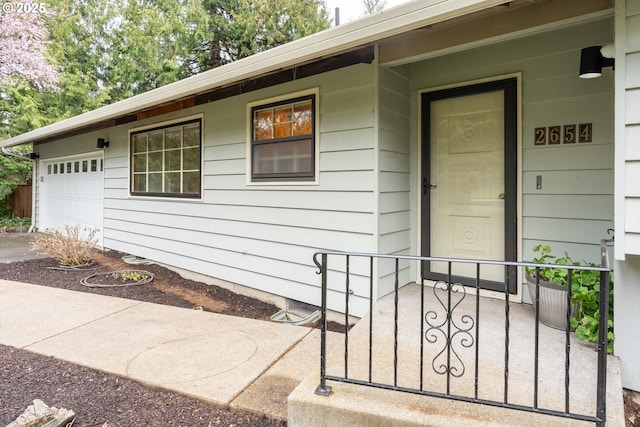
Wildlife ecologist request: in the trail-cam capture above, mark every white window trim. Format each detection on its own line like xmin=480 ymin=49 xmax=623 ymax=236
xmin=127 ymin=113 xmax=204 ymax=200
xmin=245 ymin=87 xmax=320 ymax=186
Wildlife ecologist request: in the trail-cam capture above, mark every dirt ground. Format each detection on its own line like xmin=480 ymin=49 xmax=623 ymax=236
xmin=626 ymin=391 xmax=640 ymax=427
xmin=0 ymin=250 xmax=283 ymax=319
xmin=0 ymin=249 xmax=326 ymax=426
xmin=1 ymin=248 xmax=639 ymax=426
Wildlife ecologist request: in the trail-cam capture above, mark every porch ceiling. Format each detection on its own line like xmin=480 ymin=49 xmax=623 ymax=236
xmin=378 ymin=0 xmax=614 ymax=65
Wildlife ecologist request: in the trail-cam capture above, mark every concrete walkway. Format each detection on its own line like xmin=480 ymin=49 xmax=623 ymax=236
xmin=0 ymin=232 xmax=325 ymax=420
xmin=0 ymin=279 xmax=324 ymax=420
xmin=0 ymin=232 xmax=48 ymax=263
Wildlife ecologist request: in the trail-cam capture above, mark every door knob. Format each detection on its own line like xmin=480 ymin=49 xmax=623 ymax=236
xmin=498 ymin=193 xmax=505 ymax=199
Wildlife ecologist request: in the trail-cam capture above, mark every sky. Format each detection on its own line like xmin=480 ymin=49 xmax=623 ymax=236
xmin=324 ymin=0 xmax=411 ymax=24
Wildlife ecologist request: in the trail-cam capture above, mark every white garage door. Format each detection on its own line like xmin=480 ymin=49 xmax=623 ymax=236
xmin=40 ymin=154 xmax=104 ymax=247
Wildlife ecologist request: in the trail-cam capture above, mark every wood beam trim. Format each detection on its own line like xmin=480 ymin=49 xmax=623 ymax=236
xmin=34 ymin=46 xmax=374 ymax=145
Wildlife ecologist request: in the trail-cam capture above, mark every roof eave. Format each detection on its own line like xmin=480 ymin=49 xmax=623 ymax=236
xmin=0 ymin=0 xmax=506 ymax=148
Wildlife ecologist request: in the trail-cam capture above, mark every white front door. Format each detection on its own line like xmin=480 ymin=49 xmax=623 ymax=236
xmin=421 ymin=79 xmax=517 ymax=292
xmin=40 ymin=154 xmax=104 ymax=246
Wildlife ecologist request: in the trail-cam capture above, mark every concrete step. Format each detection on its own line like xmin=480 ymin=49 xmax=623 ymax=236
xmin=288 ymin=356 xmax=623 ymax=426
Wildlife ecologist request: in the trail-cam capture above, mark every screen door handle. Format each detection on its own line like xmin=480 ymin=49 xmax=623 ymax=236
xmin=422 ymin=178 xmax=437 ymax=195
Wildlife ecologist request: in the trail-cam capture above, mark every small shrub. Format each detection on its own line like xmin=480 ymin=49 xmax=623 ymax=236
xmin=0 ymin=215 xmax=31 ymax=230
xmin=111 ymin=271 xmax=149 ymax=283
xmin=32 ymin=225 xmax=98 ymax=266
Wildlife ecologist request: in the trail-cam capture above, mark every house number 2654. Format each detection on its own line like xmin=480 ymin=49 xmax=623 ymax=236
xmin=534 ymin=123 xmax=592 ymax=145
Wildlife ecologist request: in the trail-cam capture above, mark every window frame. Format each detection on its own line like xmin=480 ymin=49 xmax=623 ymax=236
xmin=128 ymin=115 xmax=203 ymax=199
xmin=246 ymin=88 xmax=319 ymax=185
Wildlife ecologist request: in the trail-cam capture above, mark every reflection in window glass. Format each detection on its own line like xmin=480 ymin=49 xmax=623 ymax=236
xmin=183 ymin=147 xmax=199 ymax=170
xmin=133 ymin=134 xmax=148 ymax=152
xmin=183 ymin=124 xmax=199 ymax=147
xmin=149 ymin=131 xmax=163 ymax=151
xmin=130 ymin=118 xmax=201 ymax=197
xmin=164 ymin=172 xmax=181 ymax=193
xmin=133 ymin=153 xmax=146 ymax=172
xmin=133 ymin=174 xmax=146 ymax=192
xmin=183 ymin=172 xmax=200 ymax=193
xmin=148 ymin=152 xmax=162 ymax=172
xmin=251 ymin=96 xmax=315 ymax=181
xmin=165 ymin=127 xmax=181 ymax=149
xmin=148 ymin=173 xmax=162 ymax=192
xmin=165 ymin=150 xmax=181 ymax=171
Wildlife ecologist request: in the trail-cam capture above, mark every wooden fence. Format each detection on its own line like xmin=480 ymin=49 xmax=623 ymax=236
xmin=6 ymin=185 xmax=32 ymax=218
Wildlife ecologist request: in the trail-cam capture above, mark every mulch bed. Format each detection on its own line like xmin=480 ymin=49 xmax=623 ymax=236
xmin=0 ymin=345 xmax=285 ymax=426
xmin=0 ymin=250 xmax=282 ymax=319
xmin=0 ymin=249 xmax=343 ymax=426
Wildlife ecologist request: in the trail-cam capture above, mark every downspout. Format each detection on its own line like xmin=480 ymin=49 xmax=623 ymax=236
xmin=29 ymin=156 xmax=37 ymax=233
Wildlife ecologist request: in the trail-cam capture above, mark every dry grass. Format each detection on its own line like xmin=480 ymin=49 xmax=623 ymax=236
xmin=32 ymin=225 xmax=97 ymax=267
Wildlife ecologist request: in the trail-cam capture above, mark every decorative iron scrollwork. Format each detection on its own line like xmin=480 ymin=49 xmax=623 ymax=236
xmin=425 ymin=281 xmax=475 ymax=378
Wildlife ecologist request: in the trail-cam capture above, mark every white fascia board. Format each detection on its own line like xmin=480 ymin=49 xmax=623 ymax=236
xmin=0 ymin=0 xmax=506 ymax=148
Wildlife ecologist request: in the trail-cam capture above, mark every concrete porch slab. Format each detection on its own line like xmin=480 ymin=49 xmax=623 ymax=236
xmin=288 ymin=283 xmax=625 ymax=426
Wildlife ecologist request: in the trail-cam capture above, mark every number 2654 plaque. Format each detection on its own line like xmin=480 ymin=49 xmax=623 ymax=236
xmin=534 ymin=123 xmax=592 ymax=145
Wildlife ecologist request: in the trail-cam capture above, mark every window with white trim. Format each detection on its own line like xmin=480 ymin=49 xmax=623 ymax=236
xmin=130 ymin=118 xmax=201 ymax=198
xmin=250 ymin=94 xmax=315 ymax=182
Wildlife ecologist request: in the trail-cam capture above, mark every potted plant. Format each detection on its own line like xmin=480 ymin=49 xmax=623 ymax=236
xmin=525 ymin=245 xmax=614 ymax=351
xmin=525 ymin=245 xmax=578 ymax=330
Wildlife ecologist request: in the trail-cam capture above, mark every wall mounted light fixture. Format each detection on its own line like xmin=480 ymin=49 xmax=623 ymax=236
xmin=579 ymin=44 xmax=615 ymax=79
xmin=28 ymin=152 xmax=39 ymax=159
xmin=97 ymin=138 xmax=109 ymax=149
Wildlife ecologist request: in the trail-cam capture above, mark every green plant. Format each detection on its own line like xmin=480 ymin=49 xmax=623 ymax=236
xmin=31 ymin=225 xmax=97 ymax=267
xmin=527 ymin=244 xmax=614 ymax=351
xmin=525 ymin=244 xmax=576 ymax=285
xmin=571 ymin=262 xmax=615 ymax=352
xmin=111 ymin=271 xmax=149 ymax=283
xmin=0 ymin=215 xmax=31 ymax=230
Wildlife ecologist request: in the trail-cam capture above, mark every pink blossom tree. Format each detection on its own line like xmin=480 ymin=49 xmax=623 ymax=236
xmin=0 ymin=9 xmax=59 ymax=204
xmin=0 ymin=10 xmax=59 ymax=91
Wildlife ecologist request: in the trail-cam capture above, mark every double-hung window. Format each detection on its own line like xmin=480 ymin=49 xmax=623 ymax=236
xmin=130 ymin=117 xmax=202 ymax=198
xmin=250 ymin=93 xmax=316 ymax=182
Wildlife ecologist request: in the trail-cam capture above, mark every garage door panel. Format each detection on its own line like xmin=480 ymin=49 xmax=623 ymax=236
xmin=41 ymin=154 xmax=104 ymax=247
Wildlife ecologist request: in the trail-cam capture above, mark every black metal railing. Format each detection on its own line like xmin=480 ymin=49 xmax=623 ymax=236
xmin=312 ymin=240 xmax=611 ymax=426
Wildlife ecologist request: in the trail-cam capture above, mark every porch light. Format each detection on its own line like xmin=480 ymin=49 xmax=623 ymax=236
xmin=96 ymin=138 xmax=109 ymax=149
xmin=579 ymin=44 xmax=615 ymax=79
